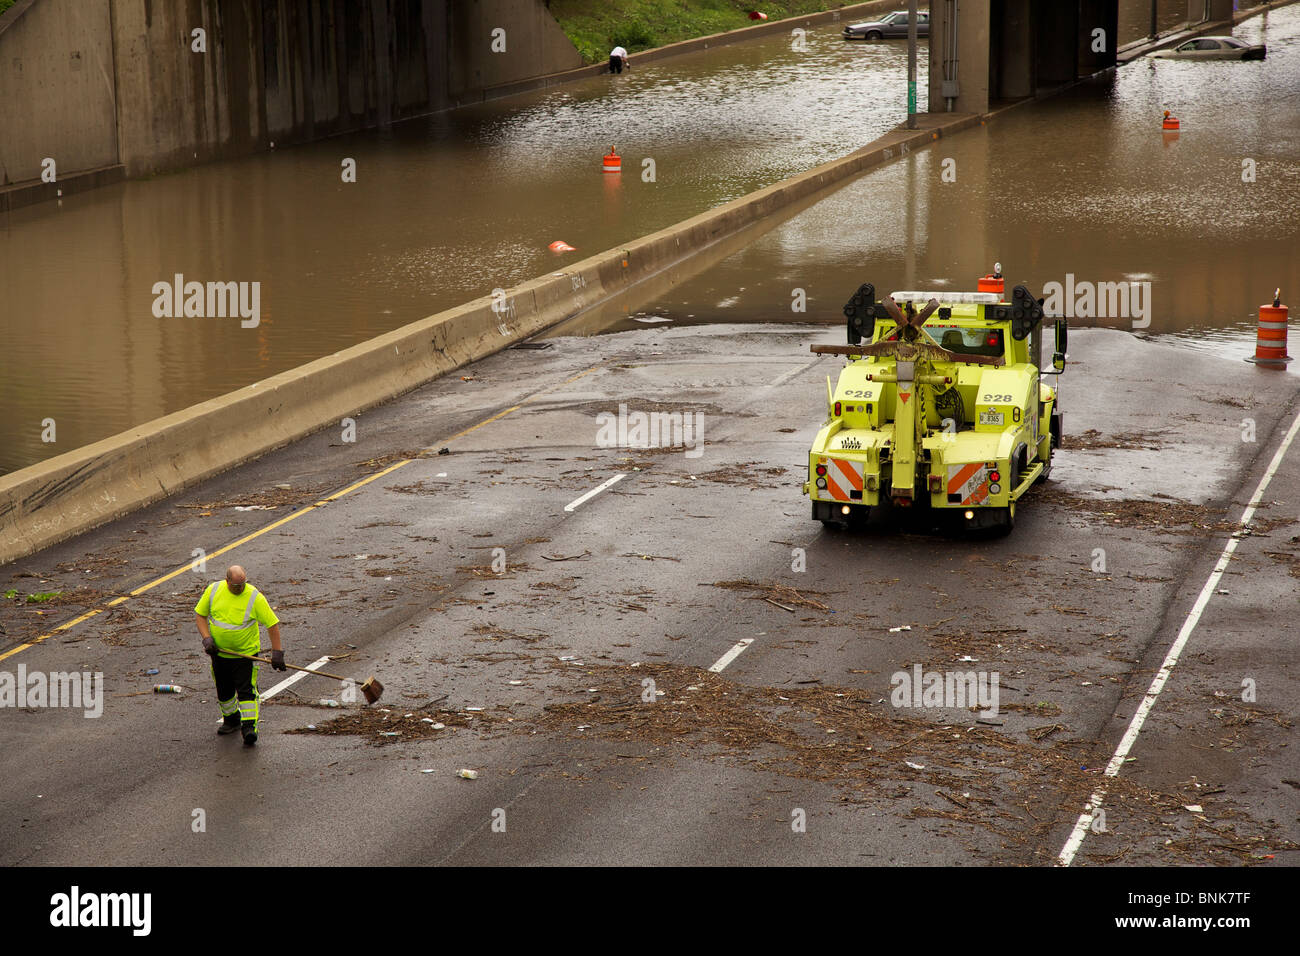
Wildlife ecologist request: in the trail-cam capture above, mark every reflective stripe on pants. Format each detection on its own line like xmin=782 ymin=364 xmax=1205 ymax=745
xmin=210 ymin=655 xmax=260 ymax=733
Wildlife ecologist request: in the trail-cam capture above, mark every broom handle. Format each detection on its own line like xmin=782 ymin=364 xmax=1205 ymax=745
xmin=226 ymin=650 xmax=350 ymax=683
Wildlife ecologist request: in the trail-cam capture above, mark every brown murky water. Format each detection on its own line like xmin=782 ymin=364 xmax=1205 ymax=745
xmin=572 ymin=5 xmax=1300 ymax=373
xmin=0 ymin=22 xmax=922 ymax=475
xmin=1 ymin=3 xmax=1295 ymax=475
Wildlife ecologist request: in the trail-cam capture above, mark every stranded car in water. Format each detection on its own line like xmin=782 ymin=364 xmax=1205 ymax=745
xmin=843 ymin=10 xmax=930 ymax=40
xmin=1149 ymin=36 xmax=1265 ymax=60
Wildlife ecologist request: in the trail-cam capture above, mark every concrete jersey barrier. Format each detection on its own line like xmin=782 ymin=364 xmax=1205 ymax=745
xmin=0 ymin=112 xmax=980 ymax=567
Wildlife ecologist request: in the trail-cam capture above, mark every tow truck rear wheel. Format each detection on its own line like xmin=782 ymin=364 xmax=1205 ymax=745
xmin=814 ymin=501 xmax=845 ymax=529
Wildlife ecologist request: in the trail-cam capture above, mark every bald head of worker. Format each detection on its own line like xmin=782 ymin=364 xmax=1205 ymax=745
xmin=226 ymin=565 xmax=247 ymax=594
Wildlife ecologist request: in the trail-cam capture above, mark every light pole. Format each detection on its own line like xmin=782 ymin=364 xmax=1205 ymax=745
xmin=907 ymin=0 xmax=919 ymax=128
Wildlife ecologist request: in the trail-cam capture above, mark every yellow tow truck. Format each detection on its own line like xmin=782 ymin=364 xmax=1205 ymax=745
xmin=804 ymin=280 xmax=1066 ymax=534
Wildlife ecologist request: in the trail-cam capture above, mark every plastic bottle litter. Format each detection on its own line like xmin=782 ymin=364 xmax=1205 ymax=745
xmin=153 ymin=684 xmax=183 ymax=694
xmin=143 ymin=668 xmax=159 ymax=675
xmin=457 ymin=769 xmax=479 ymax=780
xmin=318 ymin=699 xmax=340 ymax=707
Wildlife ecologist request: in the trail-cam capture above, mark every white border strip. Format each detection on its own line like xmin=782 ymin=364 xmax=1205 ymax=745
xmin=1057 ymin=402 xmax=1300 ymax=865
xmin=564 ymin=473 xmax=626 ymax=512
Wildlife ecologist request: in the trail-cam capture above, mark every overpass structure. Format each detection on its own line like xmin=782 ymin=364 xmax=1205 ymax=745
xmin=929 ymin=0 xmax=1235 ymax=113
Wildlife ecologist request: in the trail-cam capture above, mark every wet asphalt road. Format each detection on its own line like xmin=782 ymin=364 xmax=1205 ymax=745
xmin=2 ymin=323 xmax=1297 ymax=866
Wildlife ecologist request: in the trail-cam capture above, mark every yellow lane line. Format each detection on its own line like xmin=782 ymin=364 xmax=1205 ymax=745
xmin=0 ymin=360 xmax=602 ymax=663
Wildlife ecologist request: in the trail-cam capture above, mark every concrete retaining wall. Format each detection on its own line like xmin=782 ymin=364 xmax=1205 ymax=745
xmin=0 ymin=0 xmax=118 ymax=188
xmin=0 ymin=110 xmax=981 ymax=567
xmin=0 ymin=0 xmax=584 ymax=190
xmin=0 ymin=0 xmax=896 ymax=194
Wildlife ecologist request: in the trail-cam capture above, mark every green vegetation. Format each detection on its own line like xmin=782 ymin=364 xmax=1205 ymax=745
xmin=0 ymin=0 xmax=16 ymax=18
xmin=4 ymin=588 xmax=17 ymax=600
xmin=550 ymin=0 xmax=849 ymax=63
xmin=25 ymin=591 xmax=63 ymax=603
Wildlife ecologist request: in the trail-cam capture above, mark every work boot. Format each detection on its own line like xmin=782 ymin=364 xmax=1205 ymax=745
xmin=218 ymin=715 xmax=241 ymax=735
xmin=242 ymin=722 xmax=258 ymax=746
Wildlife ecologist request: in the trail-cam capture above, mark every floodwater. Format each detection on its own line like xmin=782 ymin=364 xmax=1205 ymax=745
xmin=583 ymin=5 xmax=1300 ymax=373
xmin=2 ymin=2 xmax=1295 ymax=475
xmin=0 ymin=20 xmax=923 ymax=475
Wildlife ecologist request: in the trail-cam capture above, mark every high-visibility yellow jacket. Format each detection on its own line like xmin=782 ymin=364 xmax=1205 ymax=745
xmin=195 ymin=581 xmax=279 ymax=658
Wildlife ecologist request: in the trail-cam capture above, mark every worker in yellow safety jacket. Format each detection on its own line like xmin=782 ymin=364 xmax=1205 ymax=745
xmin=194 ymin=565 xmax=285 ymax=746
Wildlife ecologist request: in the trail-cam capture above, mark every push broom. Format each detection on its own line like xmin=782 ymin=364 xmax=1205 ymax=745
xmin=228 ymin=650 xmax=384 ymax=704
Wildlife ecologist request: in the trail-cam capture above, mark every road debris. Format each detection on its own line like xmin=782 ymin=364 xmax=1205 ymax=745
xmin=709 ymin=579 xmax=830 ymax=611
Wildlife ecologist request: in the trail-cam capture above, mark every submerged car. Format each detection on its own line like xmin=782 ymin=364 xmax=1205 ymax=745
xmin=1150 ymin=36 xmax=1265 ymax=60
xmin=844 ymin=10 xmax=930 ymax=40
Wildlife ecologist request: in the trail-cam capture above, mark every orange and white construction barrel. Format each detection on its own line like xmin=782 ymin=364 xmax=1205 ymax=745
xmin=1246 ymin=291 xmax=1291 ymax=366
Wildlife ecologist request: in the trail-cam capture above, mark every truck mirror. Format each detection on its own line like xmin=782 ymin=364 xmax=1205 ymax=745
xmin=1052 ymin=318 xmax=1067 ymax=372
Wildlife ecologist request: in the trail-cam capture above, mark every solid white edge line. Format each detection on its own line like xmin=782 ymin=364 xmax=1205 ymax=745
xmin=1057 ymin=402 xmax=1300 ymax=866
xmin=564 ymin=473 xmax=626 ymax=512
xmin=708 ymin=638 xmax=754 ymax=673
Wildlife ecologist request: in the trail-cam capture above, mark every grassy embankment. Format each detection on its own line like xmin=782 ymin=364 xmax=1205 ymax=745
xmin=549 ymin=0 xmax=858 ymax=63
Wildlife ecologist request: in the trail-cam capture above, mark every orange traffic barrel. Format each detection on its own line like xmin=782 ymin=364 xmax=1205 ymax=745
xmin=603 ymin=147 xmax=621 ymax=173
xmin=1162 ymin=110 xmax=1180 ymax=130
xmin=1246 ymin=290 xmax=1291 ymax=366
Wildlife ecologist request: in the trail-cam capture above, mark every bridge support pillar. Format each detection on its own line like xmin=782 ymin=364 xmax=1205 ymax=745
xmin=927 ymin=0 xmax=992 ymax=114
xmin=993 ymin=0 xmax=1034 ymax=100
xmin=1078 ymin=0 xmax=1118 ymax=75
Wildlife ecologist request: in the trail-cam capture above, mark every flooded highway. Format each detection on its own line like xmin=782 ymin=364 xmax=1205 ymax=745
xmin=0 ymin=20 xmax=922 ymax=475
xmin=5 ymin=0 xmax=1300 ymax=887
xmin=1 ymin=2 xmax=1296 ymax=477
xmin=573 ymin=5 xmax=1300 ymax=368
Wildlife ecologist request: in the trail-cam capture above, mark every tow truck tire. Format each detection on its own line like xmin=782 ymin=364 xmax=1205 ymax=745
xmin=814 ymin=501 xmax=842 ymax=529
